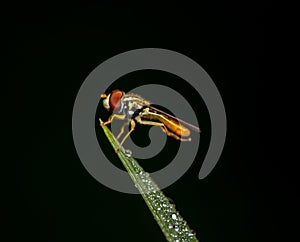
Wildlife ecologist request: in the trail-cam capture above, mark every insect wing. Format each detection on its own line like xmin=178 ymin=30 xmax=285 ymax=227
xmin=149 ymin=105 xmax=201 ymax=133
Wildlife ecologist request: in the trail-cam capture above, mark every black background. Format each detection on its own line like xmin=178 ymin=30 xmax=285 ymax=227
xmin=4 ymin=2 xmax=294 ymax=242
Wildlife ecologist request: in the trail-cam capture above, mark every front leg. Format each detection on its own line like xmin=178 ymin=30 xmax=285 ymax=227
xmin=100 ymin=114 xmax=126 ymax=126
xmin=116 ymin=119 xmax=136 ymax=152
xmin=116 ymin=121 xmax=130 ymax=140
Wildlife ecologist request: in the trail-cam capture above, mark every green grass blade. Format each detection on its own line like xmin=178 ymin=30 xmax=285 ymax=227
xmin=101 ymin=121 xmax=199 ymax=242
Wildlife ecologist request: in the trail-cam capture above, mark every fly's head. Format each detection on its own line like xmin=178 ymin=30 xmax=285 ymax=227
xmin=101 ymin=89 xmax=125 ymax=113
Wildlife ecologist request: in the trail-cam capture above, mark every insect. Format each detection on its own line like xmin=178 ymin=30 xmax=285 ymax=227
xmin=100 ymin=89 xmax=200 ymax=152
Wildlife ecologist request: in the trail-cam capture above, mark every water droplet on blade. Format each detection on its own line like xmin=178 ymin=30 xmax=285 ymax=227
xmin=125 ymin=149 xmax=132 ymax=157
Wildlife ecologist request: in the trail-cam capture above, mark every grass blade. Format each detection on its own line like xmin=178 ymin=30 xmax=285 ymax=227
xmin=100 ymin=121 xmax=199 ymax=242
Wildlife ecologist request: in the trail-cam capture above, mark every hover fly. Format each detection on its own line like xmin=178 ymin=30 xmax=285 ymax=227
xmin=100 ymin=89 xmax=200 ymax=152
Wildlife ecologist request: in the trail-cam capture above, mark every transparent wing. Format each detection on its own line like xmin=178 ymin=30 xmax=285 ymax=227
xmin=149 ymin=105 xmax=201 ymax=133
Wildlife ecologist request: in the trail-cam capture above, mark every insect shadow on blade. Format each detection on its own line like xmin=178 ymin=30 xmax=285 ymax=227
xmin=100 ymin=89 xmax=201 ymax=153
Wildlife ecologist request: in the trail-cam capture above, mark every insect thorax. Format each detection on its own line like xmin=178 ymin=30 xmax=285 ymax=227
xmin=119 ymin=94 xmax=150 ymax=119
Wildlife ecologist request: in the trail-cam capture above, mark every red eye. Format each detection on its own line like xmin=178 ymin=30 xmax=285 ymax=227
xmin=109 ymin=90 xmax=123 ymax=111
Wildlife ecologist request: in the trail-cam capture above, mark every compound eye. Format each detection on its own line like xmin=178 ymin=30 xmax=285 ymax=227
xmin=109 ymin=90 xmax=124 ymax=111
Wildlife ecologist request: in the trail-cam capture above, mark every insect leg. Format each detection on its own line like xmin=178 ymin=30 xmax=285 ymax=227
xmin=100 ymin=114 xmax=126 ymax=126
xmin=116 ymin=119 xmax=136 ymax=152
xmin=134 ymin=115 xmax=165 ymax=127
xmin=116 ymin=121 xmax=130 ymax=140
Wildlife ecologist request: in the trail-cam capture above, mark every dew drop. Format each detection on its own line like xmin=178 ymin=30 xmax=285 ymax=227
xmin=174 ymin=225 xmax=179 ymax=232
xmin=125 ymin=149 xmax=132 ymax=157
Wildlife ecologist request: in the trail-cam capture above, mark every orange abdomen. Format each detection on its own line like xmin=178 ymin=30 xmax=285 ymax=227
xmin=157 ymin=115 xmax=191 ymax=137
